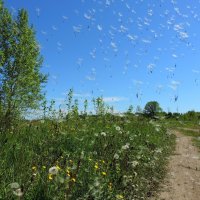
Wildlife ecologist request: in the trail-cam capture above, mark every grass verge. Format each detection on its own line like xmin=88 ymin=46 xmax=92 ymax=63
xmin=0 ymin=115 xmax=175 ymax=200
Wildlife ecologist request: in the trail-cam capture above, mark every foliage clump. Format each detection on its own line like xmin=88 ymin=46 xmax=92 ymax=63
xmin=0 ymin=0 xmax=47 ymax=131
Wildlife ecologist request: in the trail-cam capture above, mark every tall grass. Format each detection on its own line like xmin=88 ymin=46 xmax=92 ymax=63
xmin=0 ymin=93 xmax=175 ymax=200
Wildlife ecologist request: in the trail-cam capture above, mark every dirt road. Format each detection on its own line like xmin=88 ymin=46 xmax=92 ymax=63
xmin=152 ymin=130 xmax=200 ymax=200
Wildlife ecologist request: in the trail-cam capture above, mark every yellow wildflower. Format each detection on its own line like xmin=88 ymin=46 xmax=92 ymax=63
xmin=56 ymin=165 xmax=61 ymax=170
xmin=116 ymin=194 xmax=124 ymax=199
xmin=94 ymin=163 xmax=99 ymax=170
xmin=102 ymin=172 xmax=107 ymax=176
xmin=71 ymin=178 xmax=76 ymax=182
xmin=32 ymin=166 xmax=37 ymax=171
xmin=48 ymin=174 xmax=53 ymax=180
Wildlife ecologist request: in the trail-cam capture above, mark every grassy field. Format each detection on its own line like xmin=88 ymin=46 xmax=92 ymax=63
xmin=0 ymin=112 xmax=176 ymax=200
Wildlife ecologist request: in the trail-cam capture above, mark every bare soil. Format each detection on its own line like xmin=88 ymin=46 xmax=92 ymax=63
xmin=151 ymin=130 xmax=200 ymax=200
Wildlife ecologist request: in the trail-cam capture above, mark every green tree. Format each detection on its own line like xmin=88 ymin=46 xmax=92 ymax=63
xmin=183 ymin=110 xmax=198 ymax=121
xmin=0 ymin=1 xmax=47 ymax=130
xmin=144 ymin=101 xmax=162 ymax=118
xmin=126 ymin=105 xmax=134 ymax=115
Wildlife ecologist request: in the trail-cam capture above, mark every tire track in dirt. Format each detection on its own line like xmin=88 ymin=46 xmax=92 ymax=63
xmin=151 ymin=130 xmax=200 ymax=200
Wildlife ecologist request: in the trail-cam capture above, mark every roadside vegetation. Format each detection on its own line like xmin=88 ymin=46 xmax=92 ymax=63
xmin=0 ymin=93 xmax=176 ymax=200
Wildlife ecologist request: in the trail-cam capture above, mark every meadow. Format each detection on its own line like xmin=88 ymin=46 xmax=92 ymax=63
xmin=0 ymin=96 xmax=176 ymax=200
xmin=1 ymin=1 xmax=200 ymax=199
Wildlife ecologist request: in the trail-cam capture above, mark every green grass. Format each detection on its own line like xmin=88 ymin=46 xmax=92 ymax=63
xmin=159 ymin=118 xmax=200 ymax=130
xmin=0 ymin=114 xmax=175 ymax=200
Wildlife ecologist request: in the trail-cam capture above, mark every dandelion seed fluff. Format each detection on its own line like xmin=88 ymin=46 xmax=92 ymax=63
xmin=49 ymin=166 xmax=59 ymax=175
xmin=115 ymin=126 xmax=121 ymax=131
xmin=114 ymin=153 xmax=119 ymax=159
xmin=10 ymin=182 xmax=20 ymax=190
xmin=100 ymin=132 xmax=106 ymax=136
xmin=122 ymin=143 xmax=130 ymax=150
xmin=13 ymin=188 xmax=23 ymax=197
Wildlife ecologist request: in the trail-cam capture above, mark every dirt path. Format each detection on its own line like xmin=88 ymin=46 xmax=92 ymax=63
xmin=152 ymin=130 xmax=200 ymax=200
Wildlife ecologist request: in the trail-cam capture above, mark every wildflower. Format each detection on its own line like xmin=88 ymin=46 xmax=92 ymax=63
xmin=94 ymin=133 xmax=99 ymax=137
xmin=155 ymin=148 xmax=162 ymax=153
xmin=131 ymin=161 xmax=139 ymax=168
xmin=134 ymin=171 xmax=138 ymax=177
xmin=56 ymin=165 xmax=61 ymax=170
xmin=71 ymin=178 xmax=76 ymax=182
xmin=32 ymin=173 xmax=37 ymax=177
xmin=108 ymin=182 xmax=112 ymax=190
xmin=48 ymin=174 xmax=53 ymax=180
xmin=66 ymin=169 xmax=71 ymax=177
xmin=13 ymin=188 xmax=23 ymax=197
xmin=100 ymin=132 xmax=106 ymax=136
xmin=42 ymin=166 xmax=46 ymax=169
xmin=10 ymin=182 xmax=20 ymax=190
xmin=122 ymin=143 xmax=130 ymax=150
xmin=101 ymin=160 xmax=105 ymax=164
xmin=10 ymin=182 xmax=23 ymax=197
xmin=116 ymin=194 xmax=124 ymax=199
xmin=114 ymin=153 xmax=119 ymax=160
xmin=94 ymin=163 xmax=99 ymax=170
xmin=32 ymin=166 xmax=37 ymax=171
xmin=102 ymin=172 xmax=107 ymax=176
xmin=49 ymin=166 xmax=59 ymax=175
xmin=155 ymin=127 xmax=160 ymax=132
xmin=115 ymin=126 xmax=121 ymax=131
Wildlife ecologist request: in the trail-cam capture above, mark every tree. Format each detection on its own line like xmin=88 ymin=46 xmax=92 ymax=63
xmin=0 ymin=1 xmax=47 ymax=130
xmin=126 ymin=105 xmax=134 ymax=115
xmin=143 ymin=101 xmax=162 ymax=118
xmin=183 ymin=110 xmax=198 ymax=121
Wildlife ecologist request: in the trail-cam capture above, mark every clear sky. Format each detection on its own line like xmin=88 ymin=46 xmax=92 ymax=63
xmin=4 ymin=0 xmax=200 ymax=113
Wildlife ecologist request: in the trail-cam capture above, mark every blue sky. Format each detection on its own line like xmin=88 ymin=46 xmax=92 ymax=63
xmin=4 ymin=0 xmax=200 ymax=113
